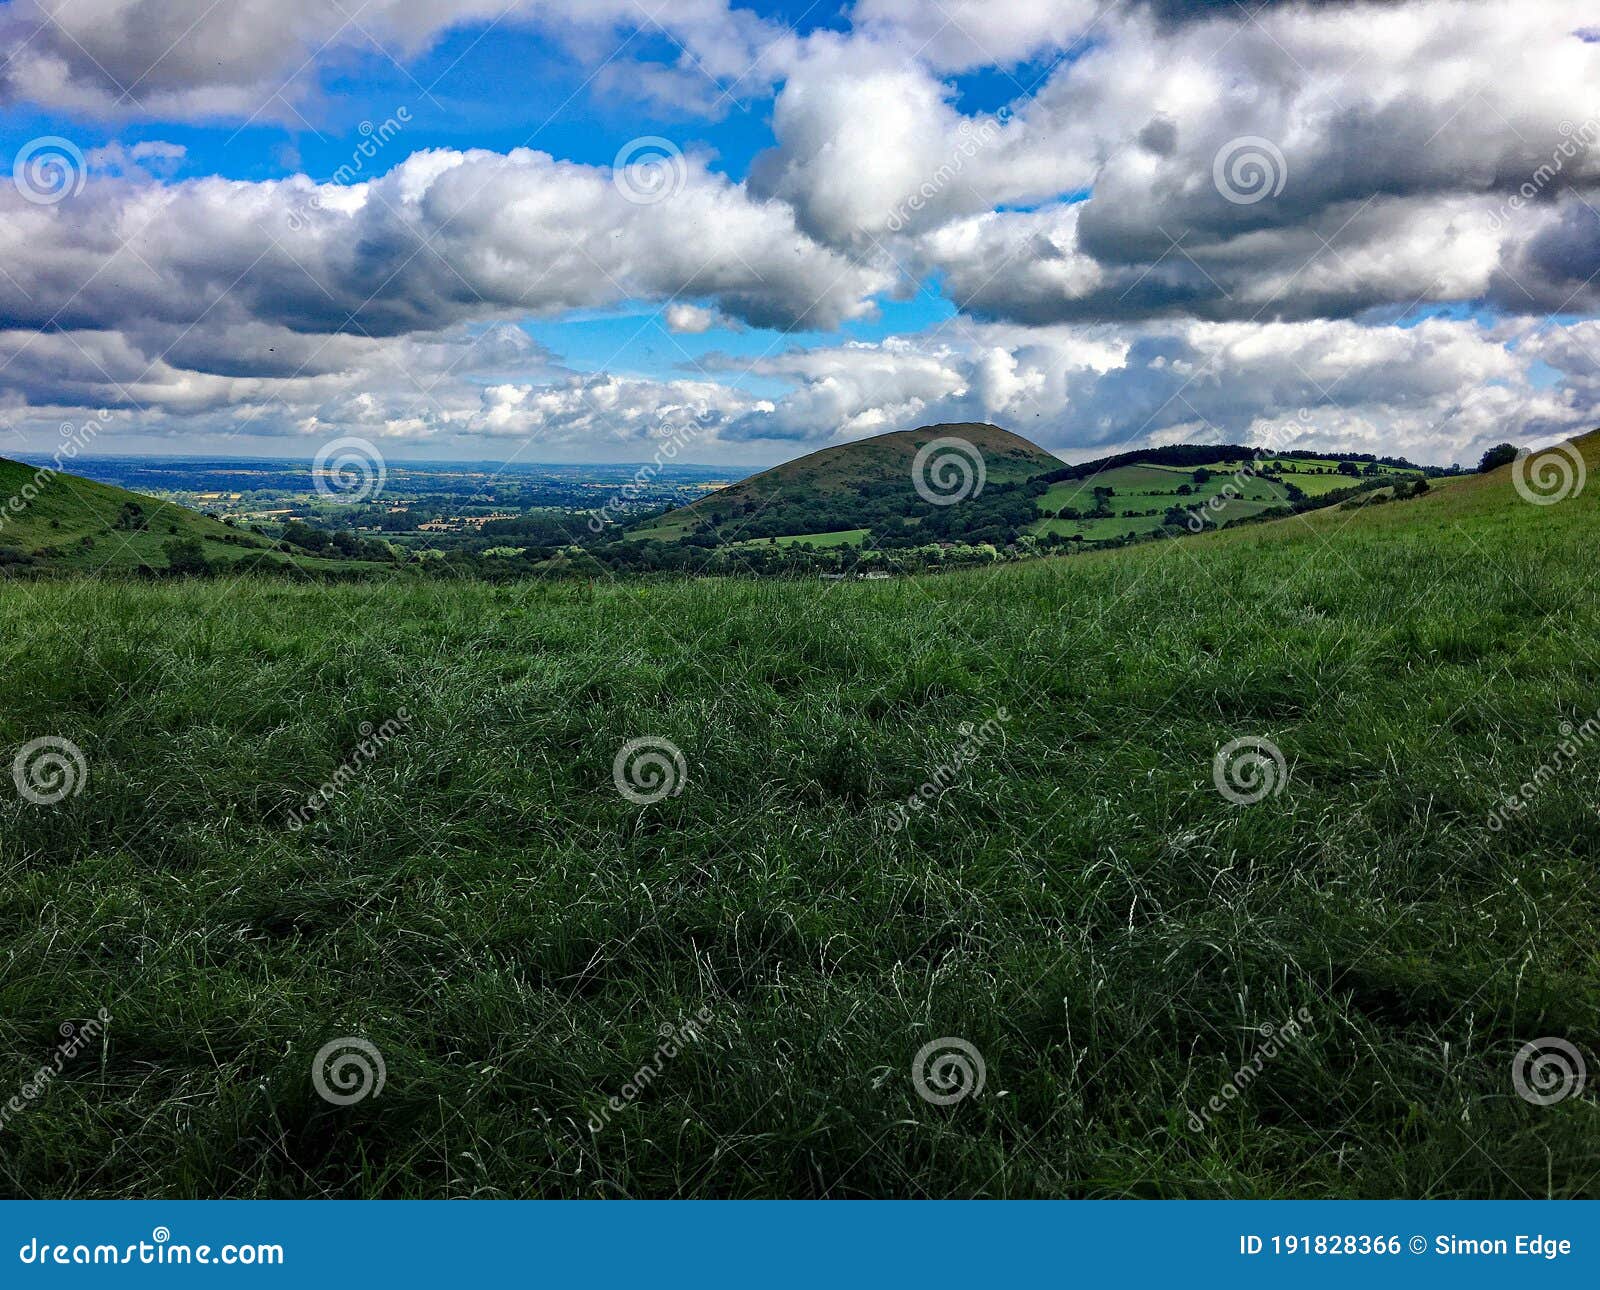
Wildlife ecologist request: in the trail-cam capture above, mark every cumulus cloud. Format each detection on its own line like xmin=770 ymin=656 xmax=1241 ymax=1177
xmin=0 ymin=146 xmax=886 ymax=352
xmin=5 ymin=308 xmax=1594 ymax=469
xmin=664 ymin=303 xmax=739 ymax=334
xmin=752 ymin=0 xmax=1600 ymax=323
xmin=701 ymin=316 xmax=1592 ymax=467
xmin=0 ymin=0 xmax=786 ymax=120
xmin=2 ymin=0 xmax=1599 ymax=469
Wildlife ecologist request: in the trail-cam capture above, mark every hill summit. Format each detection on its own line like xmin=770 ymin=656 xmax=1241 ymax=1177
xmin=627 ymin=422 xmax=1062 ymax=545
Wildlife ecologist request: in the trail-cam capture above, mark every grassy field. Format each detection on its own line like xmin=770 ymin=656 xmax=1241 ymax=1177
xmin=0 ymin=457 xmax=382 ymax=575
xmin=740 ymin=528 xmax=872 ymax=549
xmin=1031 ymin=456 xmax=1424 ymax=542
xmin=1 ymin=439 xmax=1597 ymax=1198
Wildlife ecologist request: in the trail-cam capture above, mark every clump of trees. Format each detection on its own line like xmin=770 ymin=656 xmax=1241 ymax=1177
xmin=1478 ymin=443 xmax=1518 ymax=472
xmin=278 ymin=519 xmax=395 ymax=563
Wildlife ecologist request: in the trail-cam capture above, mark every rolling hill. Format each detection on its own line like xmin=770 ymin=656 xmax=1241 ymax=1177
xmin=624 ymin=422 xmax=1432 ymax=552
xmin=2 ymin=431 xmax=1595 ymax=1198
xmin=0 ymin=456 xmax=388 ymax=575
xmin=626 ymin=422 xmax=1063 ymax=543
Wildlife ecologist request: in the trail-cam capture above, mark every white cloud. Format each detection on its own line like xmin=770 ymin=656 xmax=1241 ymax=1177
xmin=2 ymin=0 xmax=1600 ymax=468
xmin=0 ymin=0 xmax=787 ymax=121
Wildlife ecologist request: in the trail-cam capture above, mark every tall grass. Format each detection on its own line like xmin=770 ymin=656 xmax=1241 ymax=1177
xmin=1 ymin=463 xmax=1597 ymax=1197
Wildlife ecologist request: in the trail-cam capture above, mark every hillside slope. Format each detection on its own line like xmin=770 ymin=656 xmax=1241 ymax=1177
xmin=0 ymin=456 xmax=379 ymax=574
xmin=2 ymin=432 xmax=1596 ymax=1198
xmin=628 ymin=422 xmax=1061 ymax=542
xmin=625 ymin=423 xmax=1429 ymax=553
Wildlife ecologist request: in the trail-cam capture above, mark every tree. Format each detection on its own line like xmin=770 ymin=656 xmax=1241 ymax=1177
xmin=1336 ymin=461 xmax=1361 ymax=477
xmin=1477 ymin=443 xmax=1518 ymax=473
xmin=1192 ymin=468 xmax=1212 ymax=484
xmin=113 ymin=501 xmax=148 ymax=531
xmin=163 ymin=536 xmax=211 ymax=576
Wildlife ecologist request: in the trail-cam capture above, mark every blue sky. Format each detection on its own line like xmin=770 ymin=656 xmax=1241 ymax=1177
xmin=0 ymin=0 xmax=1596 ymax=466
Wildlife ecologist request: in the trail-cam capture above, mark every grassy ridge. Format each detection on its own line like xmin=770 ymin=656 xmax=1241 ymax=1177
xmin=0 ymin=456 xmax=384 ymax=575
xmin=628 ymin=422 xmax=1058 ymax=542
xmin=0 ymin=444 xmax=1597 ymax=1197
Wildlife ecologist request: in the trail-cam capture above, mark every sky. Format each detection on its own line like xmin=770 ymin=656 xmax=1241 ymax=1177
xmin=0 ymin=0 xmax=1598 ymax=467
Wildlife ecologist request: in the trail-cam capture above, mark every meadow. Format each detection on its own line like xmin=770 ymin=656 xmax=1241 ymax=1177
xmin=0 ymin=445 xmax=1597 ymax=1198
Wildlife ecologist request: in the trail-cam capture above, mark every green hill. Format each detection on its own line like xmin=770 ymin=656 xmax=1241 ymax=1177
xmin=0 ymin=456 xmax=385 ymax=575
xmin=1031 ymin=452 xmax=1427 ymax=544
xmin=2 ymin=431 xmax=1597 ymax=1198
xmin=625 ymin=423 xmax=1429 ymax=552
xmin=627 ymin=422 xmax=1063 ymax=544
